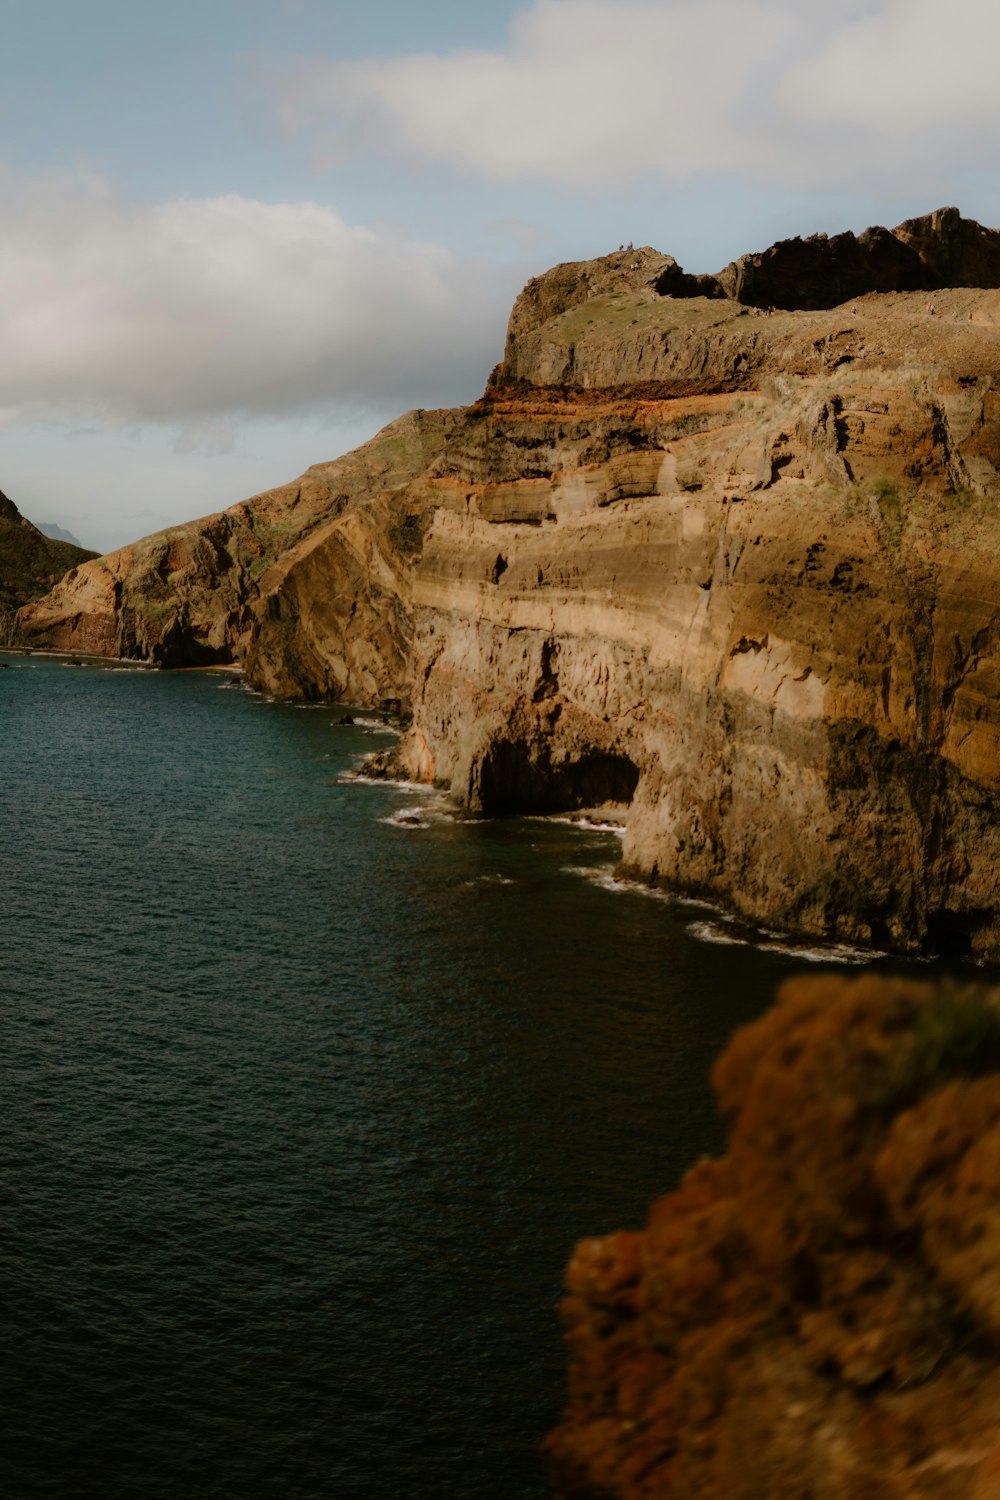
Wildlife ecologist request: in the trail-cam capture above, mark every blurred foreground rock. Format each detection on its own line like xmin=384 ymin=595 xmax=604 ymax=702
xmin=545 ymin=973 xmax=1000 ymax=1499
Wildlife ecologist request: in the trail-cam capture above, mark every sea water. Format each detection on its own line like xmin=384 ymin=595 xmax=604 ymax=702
xmin=0 ymin=656 xmax=890 ymax=1498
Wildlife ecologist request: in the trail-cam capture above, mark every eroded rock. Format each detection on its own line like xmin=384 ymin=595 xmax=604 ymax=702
xmin=16 ymin=211 xmax=1000 ymax=957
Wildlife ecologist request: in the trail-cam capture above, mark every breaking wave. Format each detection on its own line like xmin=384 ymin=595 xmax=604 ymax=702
xmin=687 ymin=920 xmax=878 ymax=965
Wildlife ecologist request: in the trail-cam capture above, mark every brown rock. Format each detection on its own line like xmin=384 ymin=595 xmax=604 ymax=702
xmin=15 ymin=408 xmax=452 ymax=695
xmin=545 ymin=974 xmax=1000 ymax=1500
xmin=19 ymin=212 xmax=1000 ymax=959
xmin=0 ymin=488 xmax=96 ymax=631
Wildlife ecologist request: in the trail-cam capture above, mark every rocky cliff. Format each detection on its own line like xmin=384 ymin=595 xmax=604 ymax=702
xmin=16 ymin=208 xmax=1000 ymax=957
xmin=545 ymin=972 xmax=1000 ymax=1500
xmin=391 ymin=234 xmax=1000 ymax=961
xmin=0 ymin=490 xmax=95 ymax=635
xmin=16 ymin=410 xmax=453 ymax=696
xmin=712 ymin=205 xmax=1000 ymax=311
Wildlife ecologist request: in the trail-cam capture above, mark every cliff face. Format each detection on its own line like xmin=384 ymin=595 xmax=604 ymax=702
xmin=16 ymin=210 xmax=1000 ymax=956
xmin=0 ymin=490 xmax=96 ymax=633
xmin=390 ymin=271 xmax=1000 ymax=959
xmin=544 ymin=973 xmax=1000 ymax=1500
xmin=16 ymin=410 xmax=452 ymax=698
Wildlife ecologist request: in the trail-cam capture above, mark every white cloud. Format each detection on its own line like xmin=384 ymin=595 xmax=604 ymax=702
xmin=270 ymin=0 xmax=791 ymax=188
xmin=265 ymin=0 xmax=1000 ymax=200
xmin=0 ymin=165 xmax=509 ymax=428
xmin=781 ymin=0 xmax=1000 ymax=134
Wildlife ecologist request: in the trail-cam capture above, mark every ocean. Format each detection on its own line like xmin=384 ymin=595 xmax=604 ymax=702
xmin=1 ymin=654 xmax=889 ymax=1498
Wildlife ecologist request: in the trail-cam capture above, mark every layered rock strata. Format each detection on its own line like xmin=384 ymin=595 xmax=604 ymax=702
xmin=545 ymin=972 xmax=1000 ymax=1500
xmin=16 ymin=209 xmax=1000 ymax=956
xmin=16 ymin=410 xmax=453 ymax=698
xmin=390 ymin=276 xmax=1000 ymax=958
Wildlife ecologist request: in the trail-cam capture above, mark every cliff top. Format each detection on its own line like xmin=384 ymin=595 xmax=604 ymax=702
xmin=504 ymin=208 xmax=1000 ymax=358
xmin=497 ymin=211 xmax=1000 ymax=399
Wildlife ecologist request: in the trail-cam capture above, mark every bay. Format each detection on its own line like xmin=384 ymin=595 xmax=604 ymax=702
xmin=1 ymin=655 xmax=881 ymax=1498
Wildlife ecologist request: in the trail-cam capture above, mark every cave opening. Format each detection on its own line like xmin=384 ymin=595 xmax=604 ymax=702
xmin=925 ymin=908 xmax=989 ymax=961
xmin=476 ymin=743 xmax=639 ymax=816
xmin=557 ymin=751 xmax=640 ymax=811
xmin=151 ymin=631 xmax=235 ymax=669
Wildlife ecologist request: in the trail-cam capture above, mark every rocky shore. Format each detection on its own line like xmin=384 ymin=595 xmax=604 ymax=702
xmin=11 ymin=208 xmax=1000 ymax=1494
xmin=13 ymin=207 xmax=1000 ymax=959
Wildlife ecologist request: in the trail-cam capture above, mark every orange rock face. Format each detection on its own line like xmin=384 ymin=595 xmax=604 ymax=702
xmin=545 ymin=974 xmax=1000 ymax=1499
xmin=17 ymin=212 xmax=1000 ymax=957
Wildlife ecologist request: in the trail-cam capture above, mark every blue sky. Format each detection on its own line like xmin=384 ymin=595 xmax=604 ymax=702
xmin=2 ymin=0 xmax=998 ymax=551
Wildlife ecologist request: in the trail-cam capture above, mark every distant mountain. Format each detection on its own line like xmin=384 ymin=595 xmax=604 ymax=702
xmin=35 ymin=520 xmax=87 ymax=549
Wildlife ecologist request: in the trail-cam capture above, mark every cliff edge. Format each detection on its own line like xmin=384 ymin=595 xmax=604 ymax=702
xmin=545 ymin=973 xmax=1000 ymax=1500
xmin=15 ymin=409 xmax=453 ymax=698
xmin=389 ymin=215 xmax=1000 ymax=960
xmin=16 ymin=208 xmax=1000 ymax=958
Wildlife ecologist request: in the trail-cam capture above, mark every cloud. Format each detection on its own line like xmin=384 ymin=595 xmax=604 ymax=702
xmin=0 ymin=165 xmax=509 ymax=428
xmin=265 ymin=0 xmax=1000 ymax=199
xmin=269 ymin=0 xmax=790 ymax=189
xmin=780 ymin=0 xmax=1000 ymax=134
xmin=172 ymin=417 xmax=238 ymax=456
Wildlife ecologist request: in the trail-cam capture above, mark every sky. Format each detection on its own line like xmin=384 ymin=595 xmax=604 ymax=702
xmin=2 ymin=0 xmax=999 ymax=552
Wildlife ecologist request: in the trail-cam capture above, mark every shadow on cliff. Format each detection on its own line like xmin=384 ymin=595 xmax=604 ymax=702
xmin=475 ymin=741 xmax=640 ymax=816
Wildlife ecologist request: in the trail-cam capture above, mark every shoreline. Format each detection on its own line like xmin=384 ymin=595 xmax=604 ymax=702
xmin=0 ymin=647 xmax=242 ymax=673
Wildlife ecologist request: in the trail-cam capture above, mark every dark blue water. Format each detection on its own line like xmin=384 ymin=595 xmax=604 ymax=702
xmin=1 ymin=656 xmax=868 ymax=1498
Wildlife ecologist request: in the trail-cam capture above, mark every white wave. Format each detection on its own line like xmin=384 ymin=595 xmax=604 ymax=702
xmin=688 ymin=919 xmax=876 ymax=964
xmin=527 ymin=813 xmax=626 ymax=836
xmin=351 ymin=716 xmax=402 ymax=734
xmin=378 ymin=798 xmax=458 ymax=830
xmin=569 ymin=867 xmax=876 ymax=963
xmin=338 ymin=771 xmax=429 ymax=792
xmin=568 ymin=866 xmax=676 ymax=901
xmin=462 ymin=874 xmax=516 ymax=888
xmin=380 ymin=806 xmax=434 ymax=830
xmin=687 ymin=920 xmax=743 ymax=946
xmin=758 ymin=940 xmax=878 ymax=965
xmin=553 ymin=815 xmax=626 ymax=835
